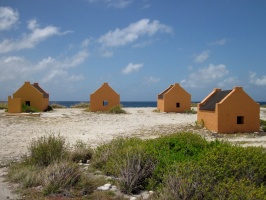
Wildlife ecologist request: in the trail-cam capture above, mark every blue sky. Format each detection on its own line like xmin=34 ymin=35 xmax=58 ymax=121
xmin=0 ymin=0 xmax=266 ymax=101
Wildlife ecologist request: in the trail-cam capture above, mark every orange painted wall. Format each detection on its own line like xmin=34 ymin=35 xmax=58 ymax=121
xmin=157 ymin=83 xmax=191 ymax=112
xmin=90 ymin=83 xmax=120 ymax=112
xmin=8 ymin=96 xmax=22 ymax=113
xmin=197 ymin=87 xmax=260 ymax=133
xmin=8 ymin=82 xmax=49 ymax=113
xmin=197 ymin=105 xmax=218 ymax=132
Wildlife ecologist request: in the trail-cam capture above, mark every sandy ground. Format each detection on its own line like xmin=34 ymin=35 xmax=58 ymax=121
xmin=0 ymin=107 xmax=266 ymax=199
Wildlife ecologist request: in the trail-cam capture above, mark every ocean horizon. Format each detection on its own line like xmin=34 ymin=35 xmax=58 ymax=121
xmin=49 ymin=101 xmax=266 ymax=108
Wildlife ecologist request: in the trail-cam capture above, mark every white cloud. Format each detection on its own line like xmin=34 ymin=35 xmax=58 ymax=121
xmin=209 ymin=38 xmax=227 ymax=46
xmin=86 ymin=0 xmax=132 ymax=8
xmin=181 ymin=64 xmax=229 ymax=88
xmin=98 ymin=19 xmax=172 ymax=47
xmin=0 ymin=19 xmax=62 ymax=54
xmin=0 ymin=7 xmax=19 ymax=31
xmin=101 ymin=51 xmax=113 ymax=57
xmin=106 ymin=0 xmax=132 ymax=8
xmin=194 ymin=50 xmax=209 ymax=63
xmin=249 ymin=72 xmax=266 ymax=86
xmin=0 ymin=40 xmax=88 ymax=84
xmin=122 ymin=63 xmax=143 ymax=74
xmin=133 ymin=40 xmax=153 ymax=48
xmin=218 ymin=77 xmax=239 ymax=88
xmin=143 ymin=76 xmax=161 ymax=84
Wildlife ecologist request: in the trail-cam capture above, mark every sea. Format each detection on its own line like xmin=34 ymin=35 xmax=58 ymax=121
xmin=49 ymin=101 xmax=266 ymax=108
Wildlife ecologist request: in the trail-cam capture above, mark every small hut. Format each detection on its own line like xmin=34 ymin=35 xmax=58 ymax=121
xmin=90 ymin=82 xmax=120 ymax=112
xmin=197 ymin=87 xmax=260 ymax=133
xmin=157 ymin=83 xmax=191 ymax=112
xmin=8 ymin=81 xmax=49 ymax=113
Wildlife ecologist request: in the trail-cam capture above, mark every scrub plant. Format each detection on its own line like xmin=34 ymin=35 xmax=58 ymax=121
xmin=108 ymin=105 xmax=126 ymax=114
xmin=22 ymin=104 xmax=40 ymax=113
xmin=26 ymin=133 xmax=68 ymax=167
xmin=70 ymin=102 xmax=90 ymax=108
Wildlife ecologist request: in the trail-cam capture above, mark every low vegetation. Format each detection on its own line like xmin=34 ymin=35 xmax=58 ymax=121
xmin=50 ymin=103 xmax=67 ymax=109
xmin=107 ymin=105 xmax=126 ymax=114
xmin=6 ymin=132 xmax=266 ymax=199
xmin=22 ymin=104 xmax=40 ymax=113
xmin=0 ymin=102 xmax=7 ymax=110
xmin=70 ymin=102 xmax=90 ymax=108
xmin=261 ymin=119 xmax=266 ymax=132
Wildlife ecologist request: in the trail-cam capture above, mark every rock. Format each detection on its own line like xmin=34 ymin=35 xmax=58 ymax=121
xmin=97 ymin=183 xmax=112 ymax=191
xmin=130 ymin=197 xmax=137 ymax=200
xmin=110 ymin=185 xmax=118 ymax=191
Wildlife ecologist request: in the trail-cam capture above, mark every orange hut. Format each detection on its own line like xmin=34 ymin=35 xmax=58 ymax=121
xmin=197 ymin=87 xmax=260 ymax=133
xmin=8 ymin=81 xmax=49 ymax=113
xmin=90 ymin=82 xmax=120 ymax=112
xmin=157 ymin=83 xmax=191 ymax=112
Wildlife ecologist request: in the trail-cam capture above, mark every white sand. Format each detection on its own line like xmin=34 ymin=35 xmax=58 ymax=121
xmin=1 ymin=107 xmax=266 ymax=163
xmin=0 ymin=107 xmax=197 ymax=162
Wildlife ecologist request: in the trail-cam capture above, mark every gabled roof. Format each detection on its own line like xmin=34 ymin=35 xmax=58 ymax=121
xmin=158 ymin=84 xmax=174 ymax=99
xmin=32 ymin=83 xmax=49 ymax=98
xmin=91 ymin=82 xmax=119 ymax=97
xmin=200 ymin=90 xmax=232 ymax=111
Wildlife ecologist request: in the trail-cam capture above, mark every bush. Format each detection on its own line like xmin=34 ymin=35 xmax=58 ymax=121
xmin=144 ymin=132 xmax=210 ymax=188
xmin=50 ymin=103 xmax=67 ymax=109
xmin=91 ymin=137 xmax=143 ymax=174
xmin=26 ymin=133 xmax=69 ymax=167
xmin=184 ymin=108 xmax=197 ymax=114
xmin=45 ymin=105 xmax=53 ymax=112
xmin=108 ymin=105 xmax=126 ymax=114
xmin=22 ymin=104 xmax=40 ymax=113
xmin=7 ymin=163 xmax=42 ymax=188
xmin=42 ymin=160 xmax=81 ymax=195
xmin=70 ymin=140 xmax=93 ymax=163
xmin=157 ymin=163 xmax=266 ymax=200
xmin=115 ymin=147 xmax=157 ymax=194
xmin=0 ymin=102 xmax=7 ymax=110
xmin=156 ymin=142 xmax=266 ymax=199
xmin=92 ymin=133 xmax=211 ymax=191
xmin=70 ymin=102 xmax=90 ymax=108
xmin=260 ymin=119 xmax=266 ymax=132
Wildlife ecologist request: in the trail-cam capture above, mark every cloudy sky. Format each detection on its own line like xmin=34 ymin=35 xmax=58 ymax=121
xmin=0 ymin=0 xmax=265 ymax=101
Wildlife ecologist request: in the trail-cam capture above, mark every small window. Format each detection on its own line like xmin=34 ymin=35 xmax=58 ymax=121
xmin=176 ymin=103 xmax=180 ymax=108
xmin=103 ymin=100 xmax=108 ymax=106
xmin=237 ymin=116 xmax=244 ymax=124
xmin=25 ymin=101 xmax=30 ymax=106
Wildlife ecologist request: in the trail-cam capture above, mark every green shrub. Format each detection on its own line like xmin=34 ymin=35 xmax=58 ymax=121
xmin=156 ymin=142 xmax=266 ymax=199
xmin=70 ymin=102 xmax=90 ymax=108
xmin=0 ymin=102 xmax=7 ymax=110
xmin=70 ymin=140 xmax=93 ymax=163
xmin=157 ymin=163 xmax=266 ymax=200
xmin=144 ymin=132 xmax=211 ymax=188
xmin=26 ymin=133 xmax=69 ymax=167
xmin=92 ymin=133 xmax=212 ymax=191
xmin=44 ymin=105 xmax=53 ymax=112
xmin=184 ymin=108 xmax=197 ymax=114
xmin=108 ymin=105 xmax=126 ymax=114
xmin=50 ymin=103 xmax=67 ymax=108
xmin=42 ymin=160 xmax=81 ymax=195
xmin=197 ymin=143 xmax=266 ymax=186
xmin=7 ymin=162 xmax=42 ymax=188
xmin=260 ymin=119 xmax=266 ymax=132
xmin=115 ymin=146 xmax=157 ymax=194
xmin=91 ymin=137 xmax=143 ymax=174
xmin=22 ymin=104 xmax=40 ymax=113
